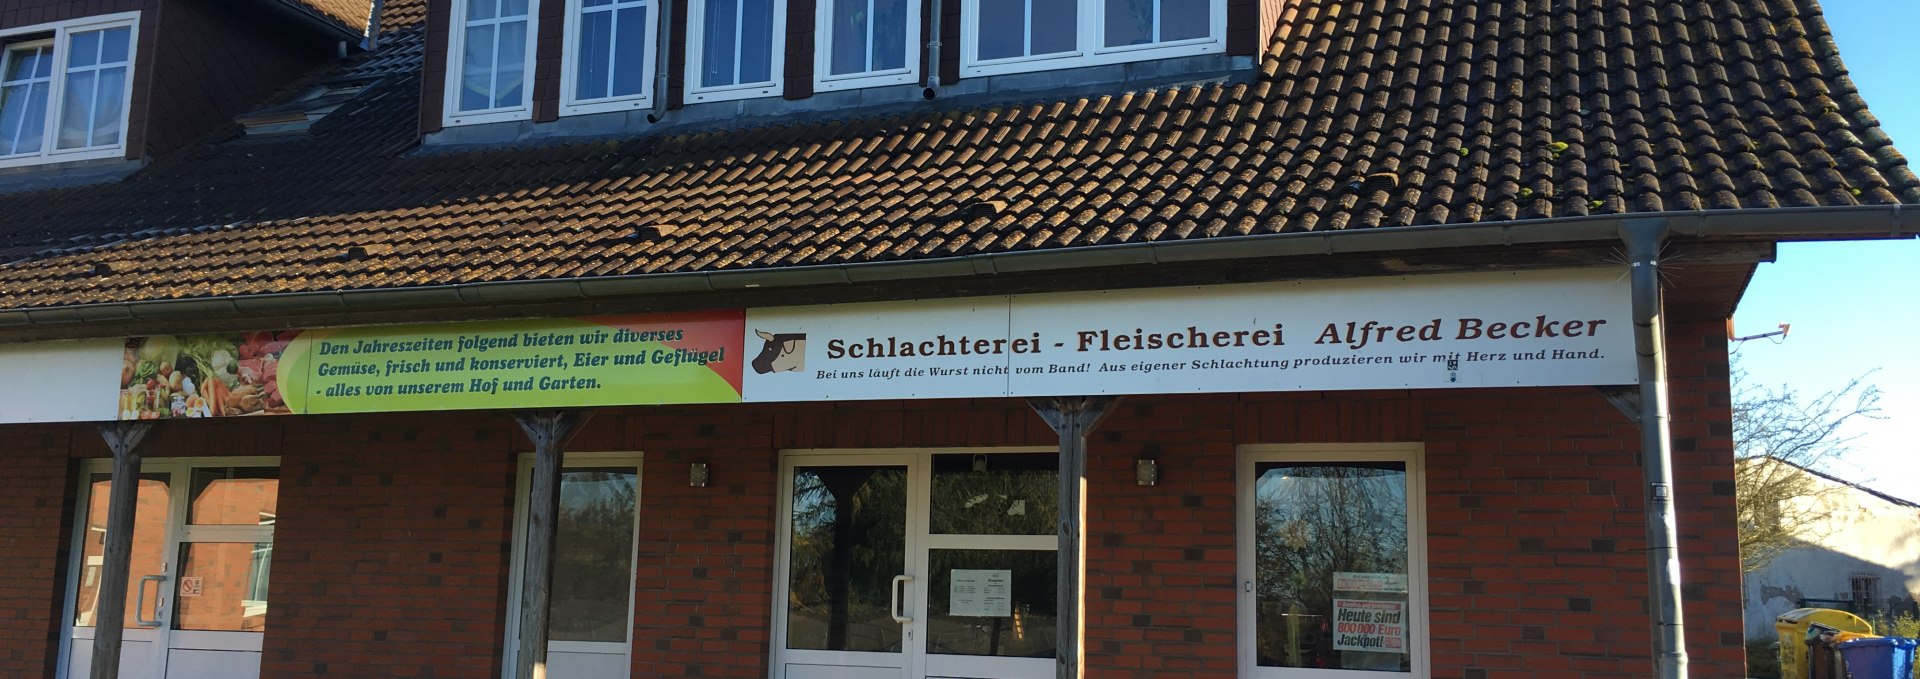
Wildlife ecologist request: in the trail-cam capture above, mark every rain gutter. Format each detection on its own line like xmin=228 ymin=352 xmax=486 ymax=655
xmin=0 ymin=204 xmax=1913 ymax=331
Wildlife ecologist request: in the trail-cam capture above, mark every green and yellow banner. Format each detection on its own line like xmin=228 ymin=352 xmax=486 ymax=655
xmin=116 ymin=311 xmax=744 ymax=419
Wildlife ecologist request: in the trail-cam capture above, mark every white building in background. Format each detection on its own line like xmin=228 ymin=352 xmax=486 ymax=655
xmin=1744 ymin=460 xmax=1920 ymax=639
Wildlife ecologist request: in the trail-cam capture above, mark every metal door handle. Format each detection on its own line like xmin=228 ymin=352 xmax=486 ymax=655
xmin=134 ymin=575 xmax=168 ymax=628
xmin=890 ymin=575 xmax=913 ymax=624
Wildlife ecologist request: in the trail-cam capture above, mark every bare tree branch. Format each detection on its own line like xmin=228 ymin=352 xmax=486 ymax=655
xmin=1733 ymin=360 xmax=1883 ymax=573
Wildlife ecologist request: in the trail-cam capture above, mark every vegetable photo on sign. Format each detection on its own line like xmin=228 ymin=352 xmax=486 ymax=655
xmin=118 ymin=331 xmax=298 ymax=419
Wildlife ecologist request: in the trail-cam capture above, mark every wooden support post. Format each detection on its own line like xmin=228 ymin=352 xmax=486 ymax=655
xmin=91 ymin=421 xmax=153 ymax=679
xmin=511 ymin=410 xmax=593 ymax=679
xmin=1028 ymin=396 xmax=1119 ymax=679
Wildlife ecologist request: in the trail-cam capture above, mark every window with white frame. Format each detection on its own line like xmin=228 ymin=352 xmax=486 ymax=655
xmin=963 ymin=0 xmax=1220 ymax=77
xmin=0 ymin=13 xmax=138 ymax=169
xmin=1238 ymin=445 xmax=1430 ymax=678
xmin=562 ymin=0 xmax=659 ymax=114
xmin=447 ymin=0 xmax=537 ymax=125
xmin=685 ymin=0 xmax=783 ymax=103
xmin=815 ymin=0 xmax=917 ymax=92
xmin=503 ymin=452 xmax=643 ymax=679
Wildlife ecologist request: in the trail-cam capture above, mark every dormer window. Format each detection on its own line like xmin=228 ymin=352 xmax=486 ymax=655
xmin=685 ymin=0 xmax=784 ymax=103
xmin=961 ymin=0 xmax=1220 ymax=77
xmin=561 ymin=0 xmax=659 ymax=114
xmin=0 ymin=13 xmax=138 ymax=169
xmin=446 ymin=0 xmax=537 ymax=125
xmin=815 ymin=0 xmax=917 ymax=92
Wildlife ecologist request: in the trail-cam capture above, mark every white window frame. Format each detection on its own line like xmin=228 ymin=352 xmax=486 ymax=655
xmin=501 ymin=451 xmax=644 ymax=679
xmin=958 ymin=0 xmax=1222 ymax=78
xmin=683 ymin=0 xmax=787 ymax=104
xmin=443 ymin=0 xmax=541 ymax=127
xmin=0 ymin=11 xmax=140 ymax=170
xmin=1236 ymin=443 xmax=1431 ymax=679
xmin=560 ymin=0 xmax=661 ymax=115
xmin=811 ymin=0 xmax=920 ymax=93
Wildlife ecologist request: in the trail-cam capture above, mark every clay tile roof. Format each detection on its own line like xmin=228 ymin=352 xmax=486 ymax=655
xmin=0 ymin=0 xmax=1914 ymax=312
xmin=278 ymin=0 xmax=375 ymax=34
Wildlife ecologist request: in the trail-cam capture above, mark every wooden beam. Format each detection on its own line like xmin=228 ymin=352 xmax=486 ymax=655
xmin=90 ymin=421 xmax=153 ymax=679
xmin=510 ymin=410 xmax=593 ymax=679
xmin=1028 ymin=396 xmax=1119 ymax=679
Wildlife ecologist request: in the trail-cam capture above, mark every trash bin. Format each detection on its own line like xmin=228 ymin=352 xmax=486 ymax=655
xmin=1837 ymin=637 xmax=1917 ymax=679
xmin=1778 ymin=609 xmax=1875 ymax=679
xmin=1811 ymin=630 xmax=1873 ymax=679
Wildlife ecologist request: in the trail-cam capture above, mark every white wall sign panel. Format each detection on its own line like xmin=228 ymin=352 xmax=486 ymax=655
xmin=0 ymin=339 xmax=122 ymax=423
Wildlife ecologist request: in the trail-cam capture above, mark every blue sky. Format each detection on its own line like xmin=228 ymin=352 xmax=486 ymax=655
xmin=1733 ymin=0 xmax=1920 ymax=501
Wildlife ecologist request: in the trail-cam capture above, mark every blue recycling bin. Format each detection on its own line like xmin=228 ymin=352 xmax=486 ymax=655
xmin=1836 ymin=636 xmax=1916 ymax=679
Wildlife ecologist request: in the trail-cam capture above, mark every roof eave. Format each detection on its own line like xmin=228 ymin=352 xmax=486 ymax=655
xmin=256 ymin=0 xmax=369 ymax=46
xmin=0 ymin=204 xmax=1914 ymax=336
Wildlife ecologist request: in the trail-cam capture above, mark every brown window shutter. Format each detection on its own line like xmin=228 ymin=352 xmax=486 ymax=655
xmin=939 ymin=0 xmax=959 ymax=85
xmin=785 ymin=0 xmax=816 ymax=100
xmin=534 ymin=0 xmax=565 ymax=121
xmin=421 ymin=0 xmax=453 ymax=133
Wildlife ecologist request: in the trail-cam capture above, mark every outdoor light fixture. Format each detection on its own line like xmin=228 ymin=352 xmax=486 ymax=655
xmin=1135 ymin=459 xmax=1159 ymax=486
xmin=689 ymin=463 xmax=710 ymax=487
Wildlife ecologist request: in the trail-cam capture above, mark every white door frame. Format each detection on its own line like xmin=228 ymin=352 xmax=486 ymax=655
xmin=58 ymin=456 xmax=280 ymax=679
xmin=771 ymin=447 xmax=1057 ymax=679
xmin=1235 ymin=443 xmax=1431 ymax=679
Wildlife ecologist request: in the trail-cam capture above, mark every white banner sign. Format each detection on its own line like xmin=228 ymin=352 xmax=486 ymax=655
xmin=743 ymin=269 xmax=1634 ymax=401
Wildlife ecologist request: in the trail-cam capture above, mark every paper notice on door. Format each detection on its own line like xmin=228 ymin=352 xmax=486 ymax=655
xmin=1333 ymin=572 xmax=1409 ymax=594
xmin=949 ymin=569 xmax=1012 ymax=617
xmin=1332 ymin=599 xmax=1408 ymax=654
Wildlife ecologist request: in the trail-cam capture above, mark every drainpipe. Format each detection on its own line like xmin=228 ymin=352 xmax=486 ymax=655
xmin=648 ymin=0 xmax=675 ymax=124
xmin=1623 ymin=220 xmax=1688 ymax=679
xmin=922 ymin=0 xmax=941 ymax=98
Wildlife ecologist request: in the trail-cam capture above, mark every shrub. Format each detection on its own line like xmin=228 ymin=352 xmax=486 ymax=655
xmin=1748 ymin=637 xmax=1783 ymax=679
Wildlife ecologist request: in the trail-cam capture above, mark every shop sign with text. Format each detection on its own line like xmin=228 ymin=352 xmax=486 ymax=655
xmin=742 ymin=269 xmax=1634 ymax=401
xmin=0 ymin=269 xmax=1636 ymax=423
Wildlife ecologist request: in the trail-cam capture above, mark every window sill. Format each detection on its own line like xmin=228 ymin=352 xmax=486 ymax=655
xmin=0 ymin=146 xmax=127 ymax=171
xmin=685 ymin=83 xmax=782 ymax=105
xmin=560 ymin=96 xmax=656 ymax=118
xmin=444 ymin=107 xmax=533 ymax=128
xmin=961 ymin=39 xmax=1224 ymax=79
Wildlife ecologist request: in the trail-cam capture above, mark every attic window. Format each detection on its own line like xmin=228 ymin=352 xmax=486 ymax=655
xmin=0 ymin=13 xmax=140 ymax=170
xmin=236 ymin=78 xmax=377 ymax=135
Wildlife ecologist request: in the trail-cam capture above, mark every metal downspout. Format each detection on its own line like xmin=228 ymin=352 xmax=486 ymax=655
xmin=648 ymin=0 xmax=675 ymax=123
xmin=923 ymin=0 xmax=942 ymax=97
xmin=1623 ymin=220 xmax=1688 ymax=679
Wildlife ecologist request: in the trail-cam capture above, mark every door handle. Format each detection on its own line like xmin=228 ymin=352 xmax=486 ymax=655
xmin=890 ymin=575 xmax=913 ymax=624
xmin=134 ymin=575 xmax=168 ymax=628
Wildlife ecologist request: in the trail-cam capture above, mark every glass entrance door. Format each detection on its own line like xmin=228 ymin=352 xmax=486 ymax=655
xmin=773 ymin=450 xmax=1057 ymax=679
xmin=63 ymin=459 xmax=279 ymax=679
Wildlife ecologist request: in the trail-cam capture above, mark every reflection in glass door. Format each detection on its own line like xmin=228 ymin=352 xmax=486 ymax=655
xmin=773 ymin=449 xmax=1058 ymax=679
xmin=62 ymin=459 xmax=279 ymax=679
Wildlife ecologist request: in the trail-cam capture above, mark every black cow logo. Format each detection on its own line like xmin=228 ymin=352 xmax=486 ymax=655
xmin=752 ymin=330 xmax=806 ymax=374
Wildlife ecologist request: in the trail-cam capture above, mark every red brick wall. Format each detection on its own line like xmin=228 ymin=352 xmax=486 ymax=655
xmin=0 ymin=320 xmax=1743 ymax=679
xmin=0 ymin=424 xmax=75 ymax=677
xmin=262 ymin=412 xmax=520 ymax=678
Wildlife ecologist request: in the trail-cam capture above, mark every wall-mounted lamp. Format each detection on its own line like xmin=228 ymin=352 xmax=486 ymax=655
xmin=689 ymin=462 xmax=710 ymax=488
xmin=1135 ymin=459 xmax=1159 ymax=486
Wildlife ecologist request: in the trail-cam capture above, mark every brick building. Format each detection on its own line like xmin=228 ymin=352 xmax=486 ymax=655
xmin=0 ymin=0 xmax=1913 ymax=678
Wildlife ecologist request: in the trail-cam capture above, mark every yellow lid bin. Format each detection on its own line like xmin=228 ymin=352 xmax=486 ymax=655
xmin=1776 ymin=608 xmax=1875 ymax=679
